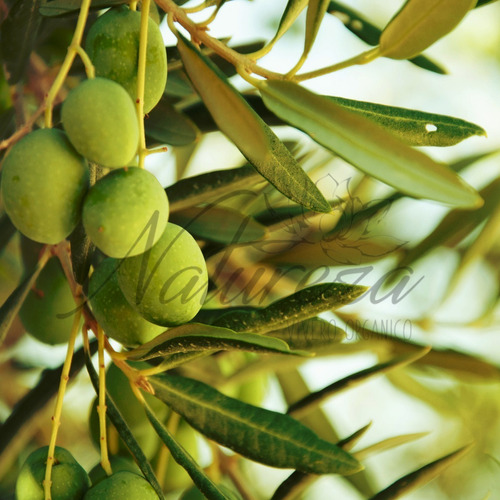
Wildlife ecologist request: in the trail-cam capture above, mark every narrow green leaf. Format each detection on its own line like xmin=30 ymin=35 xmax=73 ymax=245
xmin=150 ymin=373 xmax=363 ymax=475
xmin=144 ymin=404 xmax=229 ymax=500
xmin=325 ymin=96 xmax=486 ymax=147
xmin=214 ymin=283 xmax=368 ymax=334
xmin=84 ymin=354 xmax=165 ymax=499
xmin=170 ymin=206 xmax=267 ymax=244
xmin=304 ymin=0 xmax=331 ymax=57
xmin=272 ymin=0 xmax=308 ymax=45
xmin=369 ymin=444 xmax=473 ymax=500
xmin=39 ymin=0 xmax=126 ymax=16
xmin=0 ymin=214 xmax=17 ymax=255
xmin=337 ymin=423 xmax=372 ymax=451
xmin=287 ymin=348 xmax=430 ymax=418
xmin=267 ymin=317 xmax=346 ymax=350
xmin=1 ymin=0 xmax=42 ymax=84
xmin=177 ymin=34 xmax=331 ymax=213
xmin=379 ymin=0 xmax=477 ymax=60
xmin=166 ymin=165 xmax=261 ymax=212
xmin=395 ymin=177 xmax=500 ymax=271
xmin=259 ymin=81 xmax=482 ymax=208
xmin=354 ymin=432 xmax=429 ymax=461
xmin=146 ymin=98 xmax=200 ymax=147
xmin=476 ymin=0 xmax=499 ymax=6
xmin=124 ymin=323 xmax=308 ymax=361
xmin=270 ymin=470 xmax=316 ymax=500
xmin=328 ymin=1 xmax=446 ymax=74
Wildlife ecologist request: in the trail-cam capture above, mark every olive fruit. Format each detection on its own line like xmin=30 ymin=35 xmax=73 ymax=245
xmin=85 ymin=6 xmax=167 ymax=114
xmin=61 ymin=77 xmax=139 ymax=167
xmin=1 ymin=128 xmax=89 ymax=244
xmin=88 ymin=257 xmax=165 ymax=347
xmin=19 ymin=257 xmax=78 ymax=345
xmin=118 ymin=223 xmax=208 ymax=326
xmin=88 ymin=456 xmax=141 ymax=486
xmin=88 ymin=362 xmax=167 ymax=459
xmin=82 ymin=167 xmax=169 ymax=258
xmin=84 ymin=471 xmax=156 ymax=499
xmin=16 ymin=446 xmax=90 ymax=500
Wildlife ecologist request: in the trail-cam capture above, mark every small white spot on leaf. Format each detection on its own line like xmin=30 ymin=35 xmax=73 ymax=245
xmin=425 ymin=123 xmax=438 ymax=132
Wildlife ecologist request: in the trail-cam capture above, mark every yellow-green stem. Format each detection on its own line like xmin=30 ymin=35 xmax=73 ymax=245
xmin=43 ymin=309 xmax=82 ymax=500
xmin=44 ymin=0 xmax=93 ymax=128
xmin=97 ymin=326 xmax=112 ymax=476
xmin=137 ymin=0 xmax=150 ymax=168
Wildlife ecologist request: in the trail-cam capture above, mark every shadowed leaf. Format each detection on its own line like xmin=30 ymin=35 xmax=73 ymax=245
xmin=150 ymin=373 xmax=363 ymax=475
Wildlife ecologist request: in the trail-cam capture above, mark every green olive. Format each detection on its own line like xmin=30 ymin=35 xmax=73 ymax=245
xmin=85 ymin=5 xmax=167 ymax=114
xmin=61 ymin=77 xmax=139 ymax=167
xmin=16 ymin=446 xmax=90 ymax=500
xmin=88 ymin=257 xmax=165 ymax=347
xmin=83 ymin=471 xmax=156 ymax=499
xmin=117 ymin=223 xmax=208 ymax=326
xmin=82 ymin=167 xmax=169 ymax=258
xmin=1 ymin=128 xmax=89 ymax=244
xmin=19 ymin=257 xmax=78 ymax=345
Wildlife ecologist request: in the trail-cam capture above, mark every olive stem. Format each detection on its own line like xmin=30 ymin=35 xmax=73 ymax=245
xmin=96 ymin=325 xmax=112 ymax=476
xmin=44 ymin=0 xmax=93 ymax=128
xmin=137 ymin=0 xmax=150 ymax=168
xmin=43 ymin=309 xmax=82 ymax=500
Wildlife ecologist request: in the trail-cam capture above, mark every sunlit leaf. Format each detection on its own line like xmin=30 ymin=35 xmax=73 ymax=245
xmin=354 ymin=432 xmax=429 ymax=461
xmin=379 ymin=0 xmax=477 ymax=60
xmin=124 ymin=323 xmax=308 ymax=361
xmin=325 ymin=96 xmax=486 ymax=147
xmin=1 ymin=0 xmax=42 ymax=84
xmin=369 ymin=444 xmax=473 ymax=499
xmin=272 ymin=0 xmax=308 ymax=46
xmin=177 ymin=34 xmax=331 ymax=213
xmin=287 ymin=348 xmax=430 ymax=418
xmin=146 ymin=98 xmax=200 ymax=147
xmin=328 ymin=1 xmax=446 ymax=74
xmin=259 ymin=81 xmax=482 ymax=208
xmin=170 ymin=206 xmax=267 ymax=244
xmin=337 ymin=423 xmax=372 ymax=451
xmin=144 ymin=404 xmax=228 ymax=500
xmin=303 ymin=0 xmax=330 ymax=58
xmin=213 ymin=283 xmax=368 ymax=334
xmin=150 ymin=373 xmax=363 ymax=475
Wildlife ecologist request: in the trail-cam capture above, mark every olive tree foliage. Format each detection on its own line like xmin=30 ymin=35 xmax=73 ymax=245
xmin=0 ymin=0 xmax=499 ymax=499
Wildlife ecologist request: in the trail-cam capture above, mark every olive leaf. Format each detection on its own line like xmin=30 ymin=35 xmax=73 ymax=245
xmin=259 ymin=80 xmax=482 ymax=208
xmin=303 ymin=0 xmax=331 ymax=59
xmin=325 ymin=96 xmax=486 ymax=147
xmin=369 ymin=444 xmax=473 ymax=499
xmin=176 ymin=34 xmax=331 ymax=214
xmin=124 ymin=323 xmax=309 ymax=361
xmin=327 ymin=1 xmax=446 ymax=74
xmin=379 ymin=0 xmax=477 ymax=60
xmin=39 ymin=0 xmax=126 ymax=17
xmin=353 ymin=433 xmax=429 ymax=461
xmin=150 ymin=373 xmax=363 ymax=475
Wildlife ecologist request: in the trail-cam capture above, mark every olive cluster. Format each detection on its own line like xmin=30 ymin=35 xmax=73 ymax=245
xmin=3 ymin=6 xmax=208 ymax=347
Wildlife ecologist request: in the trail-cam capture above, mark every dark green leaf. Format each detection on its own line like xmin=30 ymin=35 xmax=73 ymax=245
xmin=177 ymin=34 xmax=331 ymax=213
xmin=84 ymin=354 xmax=165 ymax=499
xmin=213 ymin=283 xmax=368 ymax=334
xmin=170 ymin=206 xmax=267 ymax=244
xmin=0 ymin=214 xmax=17 ymax=256
xmin=336 ymin=423 xmax=372 ymax=451
xmin=260 ymin=81 xmax=482 ymax=208
xmin=327 ymin=1 xmax=446 ymax=74
xmin=39 ymin=0 xmax=126 ymax=17
xmin=124 ymin=323 xmax=308 ymax=361
xmin=476 ymin=0 xmax=499 ymax=6
xmin=144 ymin=404 xmax=229 ymax=500
xmin=150 ymin=373 xmax=363 ymax=475
xmin=165 ymin=70 xmax=194 ymax=97
xmin=369 ymin=444 xmax=473 ymax=500
xmin=287 ymin=348 xmax=430 ymax=418
xmin=267 ymin=317 xmax=346 ymax=350
xmin=1 ymin=0 xmax=42 ymax=84
xmin=379 ymin=0 xmax=477 ymax=60
xmin=146 ymin=98 xmax=200 ymax=146
xmin=325 ymin=96 xmax=486 ymax=147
